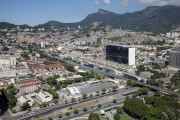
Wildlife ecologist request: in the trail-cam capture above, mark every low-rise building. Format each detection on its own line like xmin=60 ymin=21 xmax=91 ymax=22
xmin=65 ymin=86 xmax=81 ymax=96
xmin=17 ymin=95 xmax=35 ymax=107
xmin=0 ymin=80 xmax=13 ymax=89
xmin=37 ymin=91 xmax=53 ymax=103
xmin=15 ymin=80 xmax=41 ymax=94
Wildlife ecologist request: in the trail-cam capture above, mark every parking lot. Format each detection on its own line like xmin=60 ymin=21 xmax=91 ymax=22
xmin=79 ymin=81 xmax=116 ymax=94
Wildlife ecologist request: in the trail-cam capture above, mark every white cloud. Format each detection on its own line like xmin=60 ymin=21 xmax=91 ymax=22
xmin=121 ymin=0 xmax=129 ymax=6
xmin=139 ymin=0 xmax=180 ymax=6
xmin=104 ymin=0 xmax=111 ymax=4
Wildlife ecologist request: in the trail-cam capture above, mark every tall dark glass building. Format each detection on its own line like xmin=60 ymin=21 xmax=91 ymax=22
xmin=106 ymin=45 xmax=135 ymax=65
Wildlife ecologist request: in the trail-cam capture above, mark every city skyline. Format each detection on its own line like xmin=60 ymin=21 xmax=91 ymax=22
xmin=0 ymin=0 xmax=180 ymax=26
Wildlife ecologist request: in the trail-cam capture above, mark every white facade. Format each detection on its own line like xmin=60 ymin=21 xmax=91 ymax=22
xmin=128 ymin=47 xmax=135 ymax=66
xmin=0 ymin=57 xmax=16 ymax=70
xmin=17 ymin=95 xmax=35 ymax=106
xmin=66 ymin=87 xmax=81 ymax=95
xmin=37 ymin=91 xmax=53 ymax=103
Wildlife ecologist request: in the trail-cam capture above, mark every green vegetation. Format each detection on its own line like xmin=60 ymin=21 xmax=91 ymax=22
xmin=170 ymin=70 xmax=180 ymax=86
xmin=123 ymin=98 xmax=147 ymax=119
xmin=136 ymin=64 xmax=146 ymax=75
xmin=120 ymin=113 xmax=132 ymax=120
xmin=101 ymin=88 xmax=106 ymax=94
xmin=113 ymin=99 xmax=117 ymax=103
xmin=114 ymin=113 xmax=121 ymax=120
xmin=112 ymin=86 xmax=118 ymax=92
xmin=66 ymin=112 xmax=70 ymax=116
xmin=108 ymin=36 xmax=122 ymax=41
xmin=116 ymin=107 xmax=123 ymax=114
xmin=21 ymin=53 xmax=30 ymax=60
xmin=146 ymin=79 xmax=164 ymax=88
xmin=47 ymin=75 xmax=61 ymax=90
xmin=47 ymin=75 xmax=59 ymax=86
xmin=149 ymin=70 xmax=166 ymax=80
xmin=133 ymin=87 xmax=149 ymax=97
xmin=88 ymin=112 xmax=100 ymax=120
xmin=83 ymin=107 xmax=87 ymax=111
xmin=2 ymin=84 xmax=17 ymax=109
xmin=123 ymin=96 xmax=180 ymax=120
xmin=82 ymin=93 xmax=87 ymax=99
xmin=47 ymin=89 xmax=59 ymax=99
xmin=66 ymin=66 xmax=76 ymax=72
xmin=74 ymin=109 xmax=79 ymax=114
xmin=21 ymin=103 xmax=31 ymax=111
xmin=126 ymin=80 xmax=138 ymax=87
xmin=141 ymin=40 xmax=166 ymax=45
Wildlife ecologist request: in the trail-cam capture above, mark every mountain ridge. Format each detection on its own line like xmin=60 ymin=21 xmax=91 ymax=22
xmin=0 ymin=5 xmax=180 ymax=33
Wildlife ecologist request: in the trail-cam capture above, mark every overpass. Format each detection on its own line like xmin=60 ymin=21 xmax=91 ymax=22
xmin=48 ymin=54 xmax=180 ymax=97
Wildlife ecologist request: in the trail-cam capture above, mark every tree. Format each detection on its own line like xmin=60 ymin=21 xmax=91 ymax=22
xmin=144 ymin=107 xmax=163 ymax=120
xmin=74 ymin=109 xmax=79 ymax=114
xmin=48 ymin=90 xmax=59 ymax=99
xmin=114 ymin=113 xmax=121 ymax=120
xmin=71 ymin=98 xmax=75 ymax=103
xmin=137 ymin=65 xmax=145 ymax=72
xmin=170 ymin=71 xmax=180 ymax=85
xmin=66 ymin=112 xmax=70 ymax=116
xmin=90 ymin=94 xmax=93 ymax=98
xmin=58 ymin=114 xmax=62 ymax=118
xmin=127 ymin=80 xmax=137 ymax=87
xmin=82 ymin=94 xmax=87 ymax=99
xmin=66 ymin=66 xmax=76 ymax=72
xmin=113 ymin=99 xmax=117 ymax=103
xmin=102 ymin=88 xmax=106 ymax=94
xmin=123 ymin=98 xmax=147 ymax=119
xmin=133 ymin=87 xmax=149 ymax=97
xmin=116 ymin=107 xmax=123 ymax=114
xmin=21 ymin=103 xmax=31 ymax=111
xmin=98 ymin=104 xmax=101 ymax=108
xmin=112 ymin=86 xmax=118 ymax=92
xmin=48 ymin=117 xmax=52 ymax=120
xmin=96 ymin=91 xmax=100 ymax=96
xmin=88 ymin=112 xmax=100 ymax=120
xmin=83 ymin=107 xmax=87 ymax=111
xmin=42 ymin=102 xmax=48 ymax=107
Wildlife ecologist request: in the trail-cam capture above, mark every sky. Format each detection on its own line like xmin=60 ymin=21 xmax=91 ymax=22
xmin=0 ymin=0 xmax=180 ymax=26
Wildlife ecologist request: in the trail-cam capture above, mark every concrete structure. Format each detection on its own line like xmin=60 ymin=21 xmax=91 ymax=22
xmin=106 ymin=45 xmax=135 ymax=66
xmin=66 ymin=86 xmax=81 ymax=95
xmin=37 ymin=91 xmax=53 ymax=103
xmin=169 ymin=48 xmax=180 ymax=69
xmin=17 ymin=95 xmax=35 ymax=107
xmin=0 ymin=56 xmax=16 ymax=70
xmin=15 ymin=80 xmax=41 ymax=94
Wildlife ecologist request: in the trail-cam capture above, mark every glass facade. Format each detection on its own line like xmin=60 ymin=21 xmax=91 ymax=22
xmin=106 ymin=45 xmax=129 ymax=64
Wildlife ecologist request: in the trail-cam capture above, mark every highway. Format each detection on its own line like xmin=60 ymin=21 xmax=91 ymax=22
xmin=58 ymin=56 xmax=180 ymax=97
xmin=16 ymin=87 xmax=138 ymax=120
xmin=13 ymin=53 xmax=179 ymax=120
xmin=43 ymin=98 xmax=125 ymax=120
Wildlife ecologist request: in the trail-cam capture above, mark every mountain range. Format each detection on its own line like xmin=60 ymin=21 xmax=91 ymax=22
xmin=0 ymin=5 xmax=180 ymax=33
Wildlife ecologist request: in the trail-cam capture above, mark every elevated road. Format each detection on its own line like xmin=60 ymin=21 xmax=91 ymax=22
xmin=51 ymin=55 xmax=180 ymax=97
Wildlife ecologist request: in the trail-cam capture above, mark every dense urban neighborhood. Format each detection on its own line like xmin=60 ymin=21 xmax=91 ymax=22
xmin=0 ymin=3 xmax=180 ymax=120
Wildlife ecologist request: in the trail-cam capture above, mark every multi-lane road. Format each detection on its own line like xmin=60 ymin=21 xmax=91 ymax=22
xmin=7 ymin=53 xmax=179 ymax=120
xmin=16 ymin=87 xmax=138 ymax=120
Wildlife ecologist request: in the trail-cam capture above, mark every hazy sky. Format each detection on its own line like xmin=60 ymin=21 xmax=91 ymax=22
xmin=0 ymin=0 xmax=180 ymax=26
